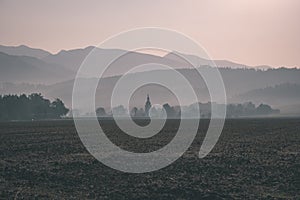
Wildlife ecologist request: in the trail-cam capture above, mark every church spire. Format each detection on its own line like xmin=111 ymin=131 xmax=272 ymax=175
xmin=145 ymin=94 xmax=151 ymax=117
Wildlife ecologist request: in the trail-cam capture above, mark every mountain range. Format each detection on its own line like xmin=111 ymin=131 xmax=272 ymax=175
xmin=0 ymin=44 xmax=299 ymax=115
xmin=0 ymin=45 xmax=275 ymax=84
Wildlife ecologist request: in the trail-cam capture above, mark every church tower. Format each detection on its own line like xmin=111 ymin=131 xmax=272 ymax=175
xmin=145 ymin=94 xmax=152 ymax=117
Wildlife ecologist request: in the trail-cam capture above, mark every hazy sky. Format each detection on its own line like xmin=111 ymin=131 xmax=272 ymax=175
xmin=1 ymin=0 xmax=299 ymax=67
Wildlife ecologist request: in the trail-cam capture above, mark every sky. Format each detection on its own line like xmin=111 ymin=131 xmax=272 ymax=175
xmin=0 ymin=0 xmax=300 ymax=67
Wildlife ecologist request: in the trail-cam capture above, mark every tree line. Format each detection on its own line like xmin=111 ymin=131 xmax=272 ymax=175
xmin=94 ymin=102 xmax=279 ymax=118
xmin=0 ymin=93 xmax=69 ymax=121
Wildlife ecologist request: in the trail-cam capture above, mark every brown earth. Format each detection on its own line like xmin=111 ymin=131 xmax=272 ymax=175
xmin=0 ymin=119 xmax=299 ymax=199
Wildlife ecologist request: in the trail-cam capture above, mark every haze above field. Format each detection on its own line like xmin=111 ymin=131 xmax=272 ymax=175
xmin=0 ymin=45 xmax=300 ymax=115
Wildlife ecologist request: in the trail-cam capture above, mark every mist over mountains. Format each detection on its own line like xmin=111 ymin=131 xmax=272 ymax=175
xmin=0 ymin=52 xmax=74 ymax=83
xmin=0 ymin=45 xmax=278 ymax=84
xmin=0 ymin=45 xmax=299 ymax=115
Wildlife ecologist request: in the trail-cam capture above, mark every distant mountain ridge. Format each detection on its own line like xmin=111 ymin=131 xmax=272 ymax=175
xmin=0 ymin=52 xmax=74 ymax=83
xmin=0 ymin=45 xmax=51 ymax=59
xmin=0 ymin=45 xmax=282 ymax=83
xmin=42 ymin=46 xmax=97 ymax=72
xmin=232 ymin=83 xmax=300 ymax=106
xmin=164 ymin=52 xmax=272 ymax=70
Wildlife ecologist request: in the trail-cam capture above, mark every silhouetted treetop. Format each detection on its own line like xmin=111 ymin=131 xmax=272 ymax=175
xmin=0 ymin=93 xmax=69 ymax=121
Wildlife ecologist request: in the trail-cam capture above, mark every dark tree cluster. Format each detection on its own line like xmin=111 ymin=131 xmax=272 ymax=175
xmin=227 ymin=102 xmax=280 ymax=118
xmin=0 ymin=93 xmax=69 ymax=121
